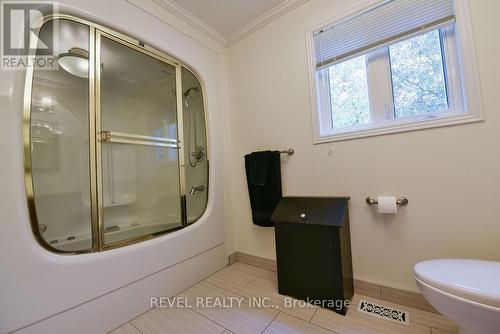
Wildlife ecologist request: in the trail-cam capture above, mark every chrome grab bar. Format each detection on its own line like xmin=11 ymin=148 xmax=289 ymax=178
xmin=99 ymin=131 xmax=180 ymax=149
xmin=105 ymin=131 xmax=179 ymax=143
xmin=106 ymin=138 xmax=179 ymax=148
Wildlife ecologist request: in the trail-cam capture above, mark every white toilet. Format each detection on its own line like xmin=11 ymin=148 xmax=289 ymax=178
xmin=415 ymin=259 xmax=500 ymax=334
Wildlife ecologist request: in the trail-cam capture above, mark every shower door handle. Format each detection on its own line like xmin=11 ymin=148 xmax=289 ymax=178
xmin=98 ymin=131 xmax=180 ymax=148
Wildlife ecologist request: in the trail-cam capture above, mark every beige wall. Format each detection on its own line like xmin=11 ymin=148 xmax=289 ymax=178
xmin=226 ymin=0 xmax=500 ymax=292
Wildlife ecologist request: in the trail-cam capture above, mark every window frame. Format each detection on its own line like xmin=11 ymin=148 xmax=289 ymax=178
xmin=306 ymin=0 xmax=484 ymax=143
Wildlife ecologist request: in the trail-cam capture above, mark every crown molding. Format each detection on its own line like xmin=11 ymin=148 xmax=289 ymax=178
xmin=227 ymin=0 xmax=309 ymax=45
xmin=140 ymin=0 xmax=308 ymax=48
xmin=151 ymin=0 xmax=230 ymax=47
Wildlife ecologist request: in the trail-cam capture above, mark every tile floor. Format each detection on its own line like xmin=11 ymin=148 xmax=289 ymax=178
xmin=110 ymin=263 xmax=459 ymax=334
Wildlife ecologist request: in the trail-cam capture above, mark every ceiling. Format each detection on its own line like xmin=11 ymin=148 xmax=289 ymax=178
xmin=170 ymin=0 xmax=286 ymax=38
xmin=161 ymin=0 xmax=308 ymax=46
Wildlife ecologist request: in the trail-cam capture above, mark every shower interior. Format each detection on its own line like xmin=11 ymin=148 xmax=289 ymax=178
xmin=28 ymin=18 xmax=209 ymax=252
xmin=182 ymin=69 xmax=209 ymax=222
xmin=184 ymin=86 xmax=206 ymax=169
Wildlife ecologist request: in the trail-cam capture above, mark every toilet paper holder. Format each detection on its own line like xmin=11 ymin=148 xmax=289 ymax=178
xmin=366 ymin=196 xmax=409 ymax=206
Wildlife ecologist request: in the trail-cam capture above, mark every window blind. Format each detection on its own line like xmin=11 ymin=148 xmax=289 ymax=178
xmin=313 ymin=0 xmax=455 ymax=69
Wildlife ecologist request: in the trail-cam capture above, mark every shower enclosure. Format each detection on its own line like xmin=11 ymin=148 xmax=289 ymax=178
xmin=25 ymin=15 xmax=208 ymax=253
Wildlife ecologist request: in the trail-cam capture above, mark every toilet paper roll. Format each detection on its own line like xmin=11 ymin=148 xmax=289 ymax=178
xmin=377 ymin=196 xmax=397 ymax=214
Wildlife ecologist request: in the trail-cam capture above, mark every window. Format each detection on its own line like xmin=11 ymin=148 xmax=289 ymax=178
xmin=308 ymin=0 xmax=483 ymax=142
xmin=389 ymin=30 xmax=449 ymax=118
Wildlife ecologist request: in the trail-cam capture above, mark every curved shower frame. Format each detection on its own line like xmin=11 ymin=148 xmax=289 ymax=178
xmin=23 ymin=13 xmax=210 ymax=254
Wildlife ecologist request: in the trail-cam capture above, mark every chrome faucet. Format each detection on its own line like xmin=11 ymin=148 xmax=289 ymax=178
xmin=189 ymin=185 xmax=205 ymax=195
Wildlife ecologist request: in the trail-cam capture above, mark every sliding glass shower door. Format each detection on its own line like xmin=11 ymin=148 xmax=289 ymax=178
xmin=97 ymin=34 xmax=182 ymax=246
xmin=26 ymin=15 xmax=209 ymax=253
xmin=28 ymin=19 xmax=92 ymax=252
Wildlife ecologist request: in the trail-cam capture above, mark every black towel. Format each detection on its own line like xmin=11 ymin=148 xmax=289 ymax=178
xmin=244 ymin=150 xmax=282 ymax=227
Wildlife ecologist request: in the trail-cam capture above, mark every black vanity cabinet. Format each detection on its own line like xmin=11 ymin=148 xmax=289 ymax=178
xmin=271 ymin=197 xmax=353 ymax=315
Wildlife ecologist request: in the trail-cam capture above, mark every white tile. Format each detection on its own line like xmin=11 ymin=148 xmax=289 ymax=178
xmin=132 ymin=308 xmax=225 ymax=334
xmin=205 ymin=267 xmax=256 ymax=293
xmin=312 ymin=306 xmax=430 ymax=334
xmin=108 ymin=322 xmax=142 ymax=334
xmin=263 ymin=312 xmax=335 ymax=334
xmin=229 ymin=262 xmax=277 ymax=281
xmin=176 ymin=279 xmax=218 ymax=306
xmin=192 ymin=287 xmax=279 ymax=334
xmin=112 ymin=263 xmax=446 ymax=334
xmin=239 ymin=277 xmax=318 ymax=322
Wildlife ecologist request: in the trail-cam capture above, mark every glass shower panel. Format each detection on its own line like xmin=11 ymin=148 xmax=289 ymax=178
xmin=99 ymin=36 xmax=182 ymax=245
xmin=30 ymin=20 xmax=92 ymax=252
xmin=181 ymin=67 xmax=208 ymax=224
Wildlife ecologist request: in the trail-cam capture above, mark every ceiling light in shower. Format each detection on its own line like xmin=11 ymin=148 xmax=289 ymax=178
xmin=57 ymin=47 xmax=89 ymax=78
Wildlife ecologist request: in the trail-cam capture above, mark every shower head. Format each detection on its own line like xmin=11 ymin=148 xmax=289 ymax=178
xmin=183 ymin=86 xmax=199 ymax=98
xmin=183 ymin=86 xmax=199 ymax=109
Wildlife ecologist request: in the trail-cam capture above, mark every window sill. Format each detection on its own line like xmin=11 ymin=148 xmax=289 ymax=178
xmin=313 ymin=113 xmax=483 ymax=144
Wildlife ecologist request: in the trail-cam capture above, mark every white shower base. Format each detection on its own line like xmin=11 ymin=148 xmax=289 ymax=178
xmin=56 ymin=218 xmax=201 ymax=251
